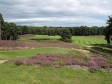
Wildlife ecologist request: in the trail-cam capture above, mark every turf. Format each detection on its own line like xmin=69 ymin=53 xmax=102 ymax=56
xmin=72 ymin=36 xmax=106 ymax=48
xmin=19 ymin=35 xmax=60 ymax=42
xmin=72 ymin=36 xmax=112 ymax=56
xmin=19 ymin=35 xmax=108 ymax=47
xmin=0 ymin=48 xmax=77 ymax=59
xmin=0 ymin=63 xmax=111 ymax=84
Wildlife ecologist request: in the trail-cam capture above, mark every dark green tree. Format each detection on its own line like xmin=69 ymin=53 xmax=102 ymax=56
xmin=0 ymin=13 xmax=4 ymax=40
xmin=22 ymin=26 xmax=29 ymax=34
xmin=1 ymin=22 xmax=18 ymax=40
xmin=105 ymin=15 xmax=112 ymax=44
xmin=107 ymin=15 xmax=112 ymax=35
xmin=60 ymin=28 xmax=72 ymax=42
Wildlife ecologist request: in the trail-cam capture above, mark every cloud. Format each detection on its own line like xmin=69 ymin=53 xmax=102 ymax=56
xmin=0 ymin=0 xmax=112 ymax=26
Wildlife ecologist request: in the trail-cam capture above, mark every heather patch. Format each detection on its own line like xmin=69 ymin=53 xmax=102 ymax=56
xmin=0 ymin=41 xmax=76 ymax=50
xmin=12 ymin=54 xmax=112 ymax=71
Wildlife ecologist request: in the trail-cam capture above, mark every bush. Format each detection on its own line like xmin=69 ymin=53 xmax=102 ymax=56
xmin=60 ymin=28 xmax=72 ymax=42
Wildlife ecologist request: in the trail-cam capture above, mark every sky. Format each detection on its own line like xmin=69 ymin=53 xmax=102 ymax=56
xmin=0 ymin=0 xmax=112 ymax=27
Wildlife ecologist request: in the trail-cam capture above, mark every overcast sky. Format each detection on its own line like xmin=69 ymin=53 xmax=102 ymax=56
xmin=0 ymin=0 xmax=112 ymax=26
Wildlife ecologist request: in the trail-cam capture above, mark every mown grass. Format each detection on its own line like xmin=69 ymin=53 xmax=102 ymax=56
xmin=32 ymin=35 xmax=60 ymax=39
xmin=72 ymin=36 xmax=106 ymax=48
xmin=0 ymin=63 xmax=111 ymax=84
xmin=19 ymin=35 xmax=108 ymax=47
xmin=19 ymin=35 xmax=108 ymax=44
xmin=19 ymin=35 xmax=108 ymax=48
xmin=0 ymin=48 xmax=77 ymax=59
xmin=19 ymin=35 xmax=61 ymax=42
xmin=72 ymin=36 xmax=112 ymax=57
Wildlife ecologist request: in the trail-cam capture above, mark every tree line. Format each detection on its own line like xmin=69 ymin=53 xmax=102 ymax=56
xmin=16 ymin=25 xmax=105 ymax=36
xmin=1 ymin=22 xmax=106 ymax=41
xmin=1 ymin=14 xmax=112 ymax=43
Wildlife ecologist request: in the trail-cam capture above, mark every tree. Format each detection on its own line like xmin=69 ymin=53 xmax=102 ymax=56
xmin=1 ymin=22 xmax=18 ymax=40
xmin=60 ymin=28 xmax=72 ymax=42
xmin=22 ymin=26 xmax=29 ymax=34
xmin=107 ymin=15 xmax=112 ymax=35
xmin=0 ymin=13 xmax=4 ymax=40
xmin=105 ymin=15 xmax=112 ymax=44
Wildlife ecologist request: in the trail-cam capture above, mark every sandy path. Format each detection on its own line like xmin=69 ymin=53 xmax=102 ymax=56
xmin=0 ymin=60 xmax=8 ymax=64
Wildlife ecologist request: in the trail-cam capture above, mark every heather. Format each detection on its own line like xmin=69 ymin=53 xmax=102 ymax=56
xmin=13 ymin=53 xmax=112 ymax=71
xmin=0 ymin=40 xmax=75 ymax=50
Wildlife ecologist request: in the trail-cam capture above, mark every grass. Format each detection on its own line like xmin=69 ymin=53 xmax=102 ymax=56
xmin=0 ymin=63 xmax=111 ymax=84
xmin=19 ymin=35 xmax=109 ymax=48
xmin=19 ymin=35 xmax=109 ymax=47
xmin=0 ymin=35 xmax=112 ymax=84
xmin=32 ymin=35 xmax=60 ymax=39
xmin=19 ymin=35 xmax=60 ymax=42
xmin=0 ymin=48 xmax=78 ymax=59
xmin=72 ymin=36 xmax=106 ymax=48
xmin=71 ymin=36 xmax=112 ymax=58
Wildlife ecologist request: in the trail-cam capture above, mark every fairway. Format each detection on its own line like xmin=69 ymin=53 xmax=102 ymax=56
xmin=0 ymin=48 xmax=78 ymax=59
xmin=19 ymin=35 xmax=61 ymax=42
xmin=72 ymin=36 xmax=106 ymax=48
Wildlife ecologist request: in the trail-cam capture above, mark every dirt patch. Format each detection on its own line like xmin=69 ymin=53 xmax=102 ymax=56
xmin=19 ymin=34 xmax=33 ymax=37
xmin=0 ymin=40 xmax=76 ymax=50
xmin=73 ymin=49 xmax=90 ymax=53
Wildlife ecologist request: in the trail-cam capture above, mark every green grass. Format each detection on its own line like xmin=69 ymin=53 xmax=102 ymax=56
xmin=0 ymin=48 xmax=77 ymax=59
xmin=0 ymin=63 xmax=111 ymax=84
xmin=19 ymin=35 xmax=110 ymax=47
xmin=19 ymin=35 xmax=109 ymax=47
xmin=32 ymin=35 xmax=60 ymax=39
xmin=72 ymin=36 xmax=106 ymax=48
xmin=19 ymin=35 xmax=60 ymax=42
xmin=72 ymin=36 xmax=112 ymax=56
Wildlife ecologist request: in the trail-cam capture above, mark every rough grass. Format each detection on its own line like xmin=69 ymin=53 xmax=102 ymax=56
xmin=0 ymin=63 xmax=111 ymax=84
